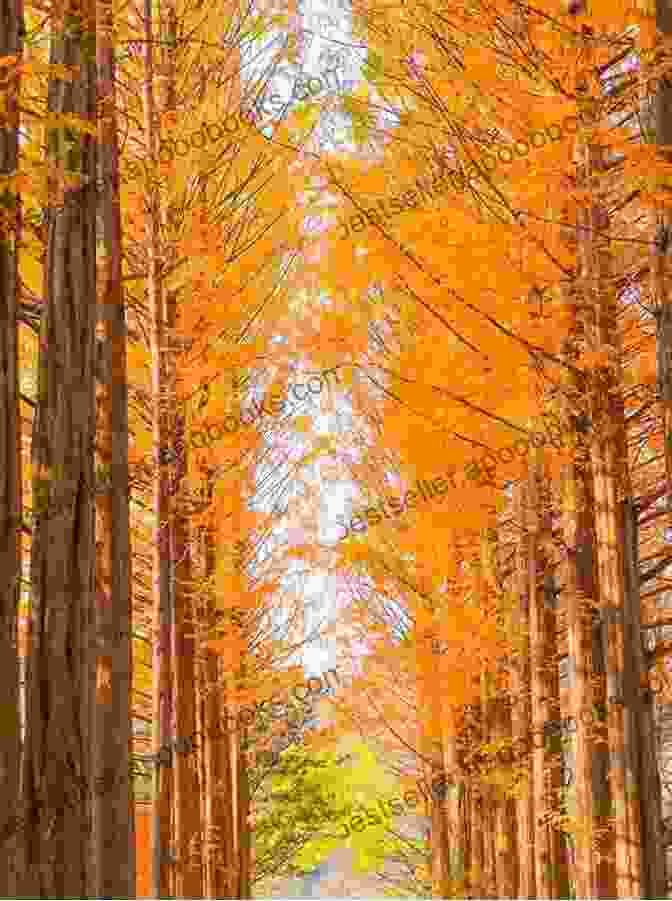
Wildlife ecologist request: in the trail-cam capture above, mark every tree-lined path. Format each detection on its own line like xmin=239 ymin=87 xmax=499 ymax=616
xmin=4 ymin=0 xmax=672 ymax=896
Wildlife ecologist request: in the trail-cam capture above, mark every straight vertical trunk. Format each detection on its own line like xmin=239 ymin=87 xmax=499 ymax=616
xmin=235 ymin=643 xmax=252 ymax=898
xmin=21 ymin=0 xmax=98 ymax=890
xmin=428 ymin=773 xmax=452 ymax=898
xmin=0 ymin=0 xmax=23 ymax=892
xmin=578 ymin=127 xmax=642 ymax=896
xmin=492 ymin=690 xmax=517 ymax=898
xmin=561 ymin=453 xmax=598 ymax=899
xmin=202 ymin=651 xmax=228 ymax=897
xmin=556 ymin=75 xmax=614 ymax=897
xmin=141 ymin=0 xmax=173 ymax=887
xmin=93 ymin=0 xmax=135 ymax=892
xmin=442 ymin=709 xmax=466 ymax=895
xmin=484 ymin=525 xmax=519 ymax=898
xmin=528 ymin=453 xmax=566 ymax=898
xmin=224 ymin=408 xmax=247 ymax=898
xmin=622 ymin=497 xmax=665 ymax=898
xmin=512 ymin=480 xmax=536 ymax=898
xmin=528 ymin=454 xmax=552 ymax=899
xmin=168 ymin=288 xmax=201 ymax=897
xmin=654 ymin=0 xmax=672 ymax=524
xmin=589 ymin=416 xmax=640 ymax=897
xmin=648 ymin=2 xmax=672 ymax=895
xmin=591 ymin=595 xmax=613 ymax=898
xmin=480 ymin=681 xmax=497 ymax=898
xmin=418 ymin=618 xmax=450 ymax=897
xmin=466 ymin=705 xmax=484 ymax=897
xmin=222 ymin=667 xmax=236 ymax=897
xmin=200 ymin=499 xmax=232 ymax=898
xmin=236 ymin=700 xmax=252 ymax=898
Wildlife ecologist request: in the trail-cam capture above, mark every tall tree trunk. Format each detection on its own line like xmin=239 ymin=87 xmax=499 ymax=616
xmin=417 ymin=604 xmax=450 ymax=897
xmin=0 ymin=0 xmax=23 ymax=892
xmin=654 ymin=0 xmax=672 ymax=527
xmin=512 ymin=480 xmax=536 ymax=898
xmin=235 ymin=638 xmax=252 ymax=898
xmin=428 ymin=766 xmax=452 ymax=898
xmin=93 ymin=0 xmax=135 ymax=892
xmin=203 ymin=656 xmax=227 ymax=897
xmin=578 ymin=120 xmax=642 ymax=895
xmin=142 ymin=0 xmax=173 ymax=886
xmin=21 ymin=0 xmax=98 ymax=890
xmin=236 ymin=697 xmax=252 ymax=899
xmin=646 ymin=1 xmax=672 ymax=895
xmin=442 ymin=710 xmax=466 ymax=896
xmin=483 ymin=525 xmax=519 ymax=898
xmin=492 ymin=689 xmax=517 ymax=898
xmin=480 ymin=678 xmax=497 ymax=898
xmin=168 ymin=287 xmax=201 ymax=897
xmin=561 ymin=441 xmax=599 ymax=898
xmin=528 ymin=453 xmax=567 ymax=898
xmin=221 ymin=666 xmax=236 ymax=898
xmin=466 ymin=704 xmax=484 ymax=897
xmin=622 ymin=497 xmax=665 ymax=898
xmin=555 ymin=79 xmax=614 ymax=897
xmin=200 ymin=503 xmax=233 ymax=899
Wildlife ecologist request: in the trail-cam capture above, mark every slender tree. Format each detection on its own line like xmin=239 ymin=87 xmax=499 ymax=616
xmin=168 ymin=286 xmax=202 ymax=897
xmin=140 ymin=0 xmax=173 ymax=887
xmin=93 ymin=0 xmax=135 ymax=891
xmin=512 ymin=479 xmax=535 ymax=899
xmin=0 ymin=0 xmax=23 ymax=893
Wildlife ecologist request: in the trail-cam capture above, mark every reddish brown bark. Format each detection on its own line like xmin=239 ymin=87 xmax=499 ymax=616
xmin=20 ymin=0 xmax=98 ymax=890
xmin=0 ymin=0 xmax=22 ymax=893
xmin=93 ymin=0 xmax=135 ymax=891
xmin=528 ymin=453 xmax=567 ymax=898
xmin=576 ymin=127 xmax=642 ymax=895
xmin=512 ymin=480 xmax=536 ymax=898
xmin=141 ymin=0 xmax=173 ymax=886
xmin=561 ymin=453 xmax=598 ymax=899
xmin=198 ymin=499 xmax=234 ymax=898
xmin=466 ymin=704 xmax=485 ymax=896
xmin=169 ymin=287 xmax=201 ymax=897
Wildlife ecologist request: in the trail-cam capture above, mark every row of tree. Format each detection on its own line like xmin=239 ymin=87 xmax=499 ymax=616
xmin=0 ymin=0 xmax=353 ymax=894
xmin=285 ymin=0 xmax=672 ymax=896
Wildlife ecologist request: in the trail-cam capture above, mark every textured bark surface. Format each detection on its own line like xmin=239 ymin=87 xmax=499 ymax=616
xmin=492 ymin=694 xmax=517 ymax=898
xmin=0 ymin=0 xmax=23 ymax=892
xmin=512 ymin=481 xmax=535 ymax=898
xmin=651 ymin=4 xmax=672 ymax=895
xmin=480 ymin=692 xmax=497 ymax=898
xmin=200 ymin=515 xmax=233 ymax=899
xmin=20 ymin=0 xmax=97 ymax=891
xmin=467 ymin=708 xmax=484 ymax=896
xmin=442 ymin=715 xmax=466 ymax=896
xmin=93 ymin=0 xmax=135 ymax=892
xmin=421 ymin=662 xmax=450 ymax=896
xmin=562 ymin=457 xmax=597 ymax=899
xmin=655 ymin=0 xmax=672 ymax=513
xmin=428 ymin=774 xmax=452 ymax=897
xmin=579 ymin=131 xmax=642 ymax=895
xmin=235 ymin=661 xmax=252 ymax=898
xmin=236 ymin=744 xmax=252 ymax=898
xmin=140 ymin=0 xmax=173 ymax=889
xmin=528 ymin=457 xmax=565 ymax=898
xmin=622 ymin=498 xmax=666 ymax=898
xmin=168 ymin=290 xmax=201 ymax=898
xmin=203 ymin=653 xmax=227 ymax=898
